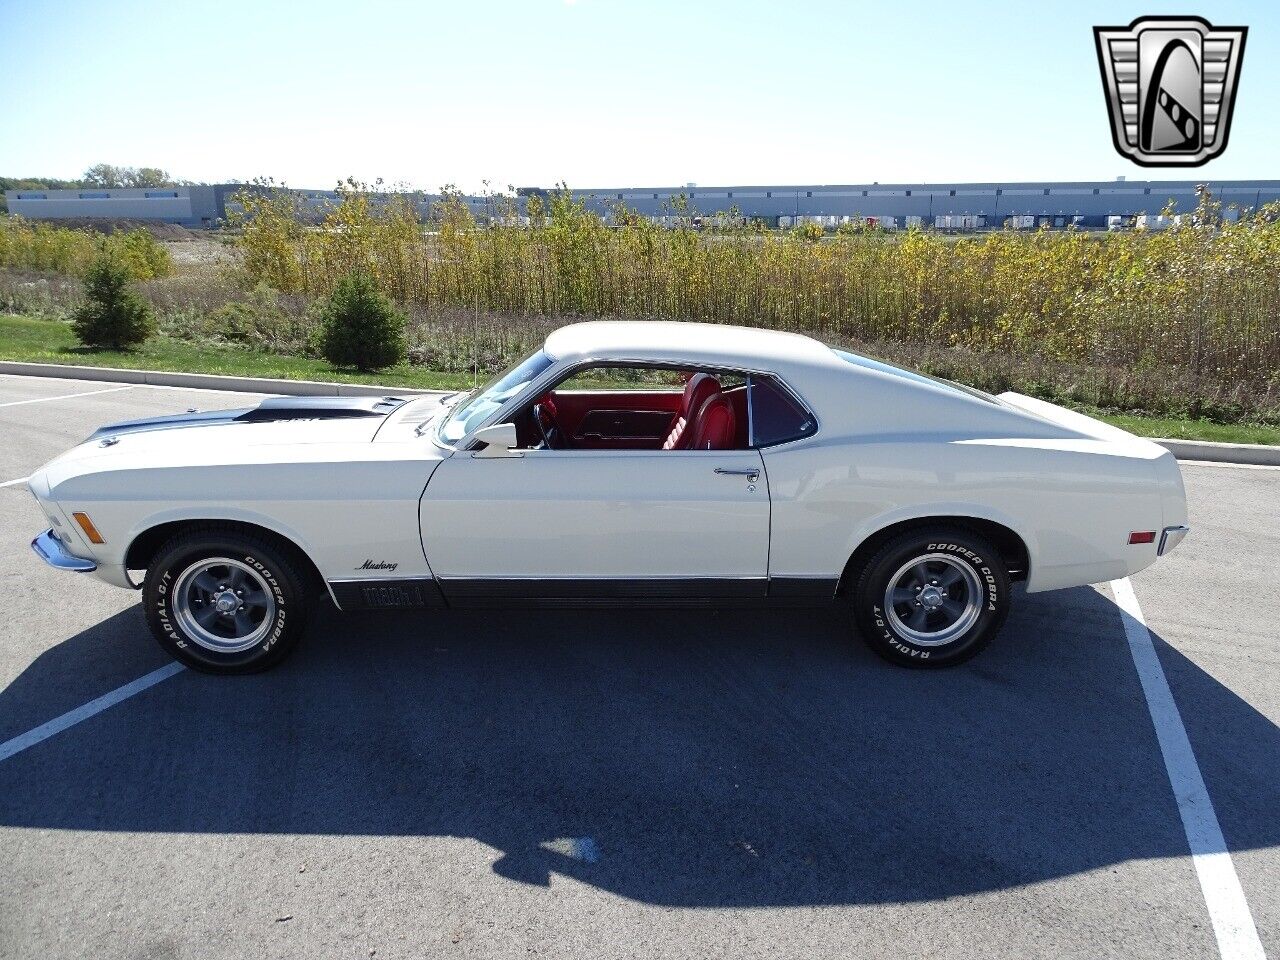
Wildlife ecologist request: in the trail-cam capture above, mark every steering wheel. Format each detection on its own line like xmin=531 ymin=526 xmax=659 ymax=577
xmin=532 ymin=402 xmax=561 ymax=450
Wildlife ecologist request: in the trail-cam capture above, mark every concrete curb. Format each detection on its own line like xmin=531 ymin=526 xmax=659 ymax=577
xmin=3 ymin=360 xmax=1278 ymax=465
xmin=1154 ymin=438 xmax=1280 ymax=467
xmin=0 ymin=360 xmax=449 ymax=399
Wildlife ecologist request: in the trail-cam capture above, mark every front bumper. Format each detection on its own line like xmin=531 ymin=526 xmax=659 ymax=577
xmin=31 ymin=528 xmax=97 ymax=572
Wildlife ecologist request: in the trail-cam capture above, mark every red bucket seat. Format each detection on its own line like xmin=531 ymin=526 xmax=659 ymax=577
xmin=688 ymin=394 xmax=737 ymax=450
xmin=662 ymin=373 xmax=721 ymax=450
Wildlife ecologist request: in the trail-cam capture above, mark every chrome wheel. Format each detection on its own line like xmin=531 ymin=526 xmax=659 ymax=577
xmin=172 ymin=557 xmax=276 ymax=654
xmin=884 ymin=553 xmax=983 ymax=647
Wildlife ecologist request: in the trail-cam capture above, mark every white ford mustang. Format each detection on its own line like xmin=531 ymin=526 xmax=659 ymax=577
xmin=28 ymin=321 xmax=1188 ymax=673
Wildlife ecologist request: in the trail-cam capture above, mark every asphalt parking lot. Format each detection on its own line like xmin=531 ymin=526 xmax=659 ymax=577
xmin=0 ymin=373 xmax=1276 ymax=960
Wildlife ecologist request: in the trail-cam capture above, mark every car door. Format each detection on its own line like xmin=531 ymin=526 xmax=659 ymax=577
xmin=420 ymin=447 xmax=770 ymax=600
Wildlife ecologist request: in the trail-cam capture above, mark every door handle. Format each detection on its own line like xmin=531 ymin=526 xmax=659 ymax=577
xmin=714 ymin=467 xmax=760 ymax=481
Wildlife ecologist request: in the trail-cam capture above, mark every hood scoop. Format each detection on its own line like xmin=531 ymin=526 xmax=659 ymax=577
xmin=86 ymin=395 xmax=409 ymax=442
xmin=236 ymin=395 xmax=408 ymax=421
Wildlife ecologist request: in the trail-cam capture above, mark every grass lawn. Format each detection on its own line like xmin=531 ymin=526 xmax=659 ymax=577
xmin=0 ymin=313 xmax=473 ymax=391
xmin=1071 ymin=409 xmax=1280 ymax=446
xmin=2 ymin=313 xmax=1277 ymax=445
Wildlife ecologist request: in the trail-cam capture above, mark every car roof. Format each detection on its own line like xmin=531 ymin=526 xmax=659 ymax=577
xmin=543 ymin=321 xmax=835 ymax=371
xmin=539 ymin=321 xmax=1083 ymax=442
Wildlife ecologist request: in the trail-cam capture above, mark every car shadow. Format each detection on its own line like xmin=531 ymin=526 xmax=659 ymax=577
xmin=0 ymin=585 xmax=1276 ymax=908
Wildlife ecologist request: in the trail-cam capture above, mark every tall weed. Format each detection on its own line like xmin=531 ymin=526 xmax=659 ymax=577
xmin=0 ymin=216 xmax=173 ymax=280
xmin=229 ymin=187 xmax=1280 ymax=410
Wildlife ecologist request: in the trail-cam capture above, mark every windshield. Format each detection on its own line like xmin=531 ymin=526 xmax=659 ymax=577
xmin=436 ymin=349 xmax=555 ymax=443
xmin=833 ymin=349 xmax=1000 ymax=404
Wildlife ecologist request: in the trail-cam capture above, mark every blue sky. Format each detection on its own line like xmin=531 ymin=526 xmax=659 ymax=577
xmin=1 ymin=0 xmax=1274 ymax=190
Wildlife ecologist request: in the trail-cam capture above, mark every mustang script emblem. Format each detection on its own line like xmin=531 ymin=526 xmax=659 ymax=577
xmin=356 ymin=559 xmax=398 ymax=572
xmin=1094 ymin=16 xmax=1247 ymax=166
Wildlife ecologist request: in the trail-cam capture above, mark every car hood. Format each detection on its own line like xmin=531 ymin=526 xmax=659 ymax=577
xmin=84 ymin=394 xmax=412 ymax=442
xmin=35 ymin=393 xmax=452 ymax=481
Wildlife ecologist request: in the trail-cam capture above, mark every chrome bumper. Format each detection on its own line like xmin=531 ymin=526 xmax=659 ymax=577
xmin=1159 ymin=524 xmax=1190 ymax=556
xmin=31 ymin=528 xmax=97 ymax=572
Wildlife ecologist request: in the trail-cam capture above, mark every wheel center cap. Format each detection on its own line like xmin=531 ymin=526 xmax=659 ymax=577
xmin=919 ymin=586 xmax=943 ymax=609
xmin=213 ymin=590 xmax=239 ymax=614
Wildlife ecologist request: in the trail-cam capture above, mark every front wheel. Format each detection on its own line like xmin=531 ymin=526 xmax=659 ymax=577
xmin=851 ymin=527 xmax=1011 ymax=668
xmin=143 ymin=529 xmax=310 ymax=674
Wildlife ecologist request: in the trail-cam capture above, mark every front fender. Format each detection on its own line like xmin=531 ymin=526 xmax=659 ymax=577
xmin=113 ymin=507 xmax=324 ymax=589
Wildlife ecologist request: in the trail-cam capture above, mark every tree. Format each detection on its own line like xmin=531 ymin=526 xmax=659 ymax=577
xmin=133 ymin=167 xmax=172 ymax=188
xmin=81 ymin=163 xmax=175 ymax=189
xmin=82 ymin=163 xmax=129 ymax=188
xmin=317 ymin=270 xmax=406 ymax=371
xmin=71 ymin=255 xmax=156 ymax=349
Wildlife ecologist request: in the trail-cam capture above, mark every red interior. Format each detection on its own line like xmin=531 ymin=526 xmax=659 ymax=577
xmin=551 ymin=390 xmax=682 ymax=447
xmin=689 ymin=394 xmax=737 ymax=450
xmin=524 ymin=383 xmax=749 ymax=450
xmin=666 ymin=374 xmax=721 ymax=450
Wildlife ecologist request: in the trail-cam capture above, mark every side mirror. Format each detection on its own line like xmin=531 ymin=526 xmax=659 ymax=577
xmin=472 ymin=422 xmax=520 ymax=457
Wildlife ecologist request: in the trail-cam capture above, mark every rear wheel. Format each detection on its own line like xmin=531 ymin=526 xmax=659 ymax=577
xmin=143 ymin=529 xmax=310 ymax=674
xmin=851 ymin=527 xmax=1011 ymax=668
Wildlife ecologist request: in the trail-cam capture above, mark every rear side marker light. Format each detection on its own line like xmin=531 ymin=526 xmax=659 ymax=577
xmin=72 ymin=512 xmax=105 ymax=544
xmin=1128 ymin=531 xmax=1156 ymax=545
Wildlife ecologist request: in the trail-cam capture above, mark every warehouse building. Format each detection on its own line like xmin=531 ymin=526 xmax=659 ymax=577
xmin=546 ymin=179 xmax=1280 ymax=230
xmin=3 ymin=184 xmax=493 ymax=228
xmin=6 ymin=179 xmax=1279 ymax=230
xmin=5 ymin=184 xmax=239 ymax=227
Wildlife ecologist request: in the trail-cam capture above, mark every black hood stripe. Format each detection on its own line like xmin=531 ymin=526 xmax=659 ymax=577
xmin=87 ymin=396 xmax=409 ymax=441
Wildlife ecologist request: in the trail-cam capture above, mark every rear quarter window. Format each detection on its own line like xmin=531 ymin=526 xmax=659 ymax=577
xmin=751 ymin=377 xmax=816 ymax=447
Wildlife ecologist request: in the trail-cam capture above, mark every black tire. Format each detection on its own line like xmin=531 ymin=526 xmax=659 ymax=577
xmin=143 ymin=527 xmax=311 ymax=674
xmin=851 ymin=526 xmax=1011 ymax=668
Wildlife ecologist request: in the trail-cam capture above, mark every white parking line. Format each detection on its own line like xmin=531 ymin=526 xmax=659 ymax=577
xmin=0 ymin=662 xmax=185 ymax=764
xmin=0 ymin=386 xmax=133 ymax=408
xmin=0 ymin=476 xmax=29 ymax=488
xmin=1110 ymin=578 xmax=1266 ymax=960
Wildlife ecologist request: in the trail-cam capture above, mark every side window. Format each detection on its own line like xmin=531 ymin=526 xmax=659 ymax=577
xmin=750 ymin=377 xmax=816 ymax=447
xmin=514 ymin=364 xmax=751 ymax=451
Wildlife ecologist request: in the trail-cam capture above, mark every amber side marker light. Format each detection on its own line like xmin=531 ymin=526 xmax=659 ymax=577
xmin=1128 ymin=531 xmax=1156 ymax=545
xmin=72 ymin=512 xmax=105 ymax=544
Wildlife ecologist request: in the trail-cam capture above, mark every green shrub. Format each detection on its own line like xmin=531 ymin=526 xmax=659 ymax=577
xmin=203 ymin=286 xmax=286 ymax=344
xmin=71 ymin=255 xmax=156 ymax=349
xmin=205 ymin=301 xmax=261 ymax=344
xmin=316 ymin=270 xmax=406 ymax=371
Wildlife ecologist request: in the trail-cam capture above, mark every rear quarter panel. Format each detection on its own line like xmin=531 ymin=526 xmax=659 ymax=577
xmin=762 ymin=434 xmax=1165 ymax=593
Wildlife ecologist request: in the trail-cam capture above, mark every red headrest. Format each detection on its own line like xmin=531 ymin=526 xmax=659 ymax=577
xmin=682 ymin=373 xmax=721 ymax=416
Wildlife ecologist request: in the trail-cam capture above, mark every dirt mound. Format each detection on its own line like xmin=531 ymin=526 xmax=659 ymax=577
xmin=50 ymin=218 xmax=199 ymax=241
